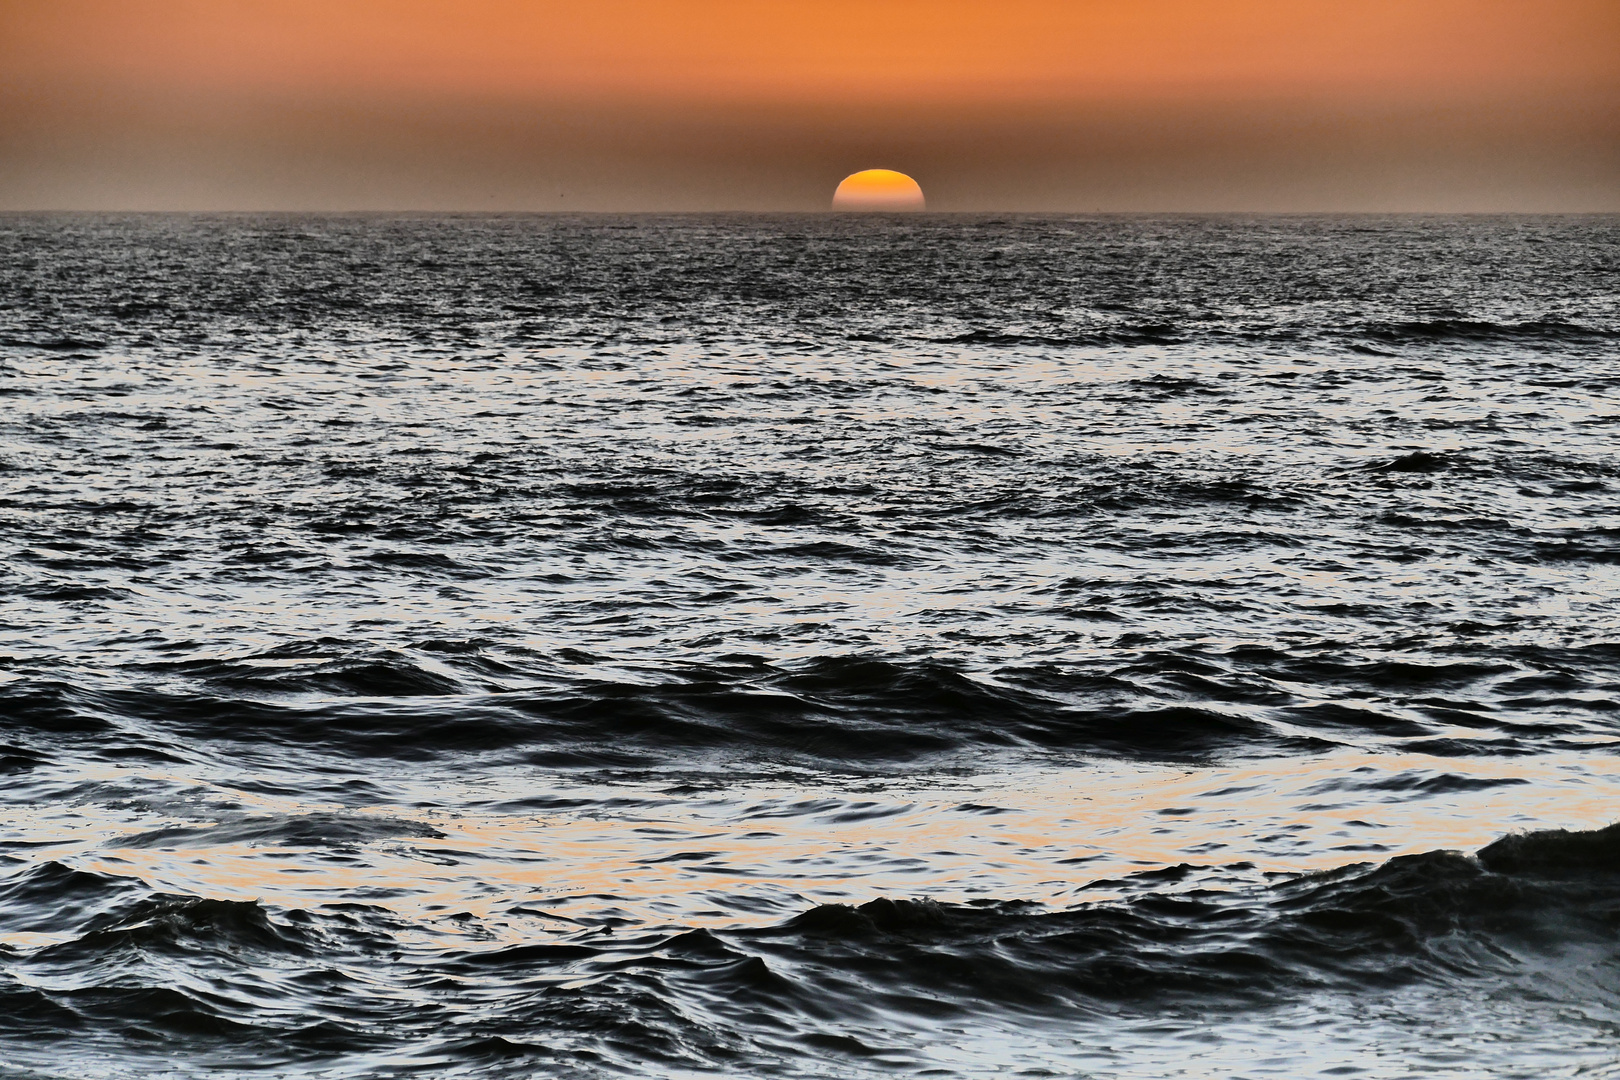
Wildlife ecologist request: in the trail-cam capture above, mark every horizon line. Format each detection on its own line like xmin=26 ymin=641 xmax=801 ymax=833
xmin=5 ymin=208 xmax=1619 ymax=217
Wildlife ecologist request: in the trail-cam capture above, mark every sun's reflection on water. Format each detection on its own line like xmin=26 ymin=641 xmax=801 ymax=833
xmin=7 ymin=749 xmax=1611 ymax=951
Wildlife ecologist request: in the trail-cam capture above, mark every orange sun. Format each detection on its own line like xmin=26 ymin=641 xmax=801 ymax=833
xmin=832 ymin=169 xmax=926 ymax=211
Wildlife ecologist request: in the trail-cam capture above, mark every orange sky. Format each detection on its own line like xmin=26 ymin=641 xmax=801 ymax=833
xmin=2 ymin=0 xmax=1616 ymax=209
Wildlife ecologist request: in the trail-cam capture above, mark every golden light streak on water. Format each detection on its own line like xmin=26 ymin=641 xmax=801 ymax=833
xmin=3 ymin=750 xmax=1611 ymax=955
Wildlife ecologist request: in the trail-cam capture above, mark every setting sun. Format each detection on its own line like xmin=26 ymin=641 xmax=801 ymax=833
xmin=832 ymin=169 xmax=926 ymax=211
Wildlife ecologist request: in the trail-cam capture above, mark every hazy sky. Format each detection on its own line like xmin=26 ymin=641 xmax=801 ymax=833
xmin=2 ymin=0 xmax=1616 ymax=211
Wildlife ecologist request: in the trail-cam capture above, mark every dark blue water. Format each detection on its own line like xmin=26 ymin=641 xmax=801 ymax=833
xmin=2 ymin=213 xmax=1619 ymax=1077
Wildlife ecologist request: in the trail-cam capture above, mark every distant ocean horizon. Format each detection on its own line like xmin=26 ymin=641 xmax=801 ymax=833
xmin=9 ymin=208 xmax=1617 ymax=216
xmin=2 ymin=211 xmax=1618 ymax=1078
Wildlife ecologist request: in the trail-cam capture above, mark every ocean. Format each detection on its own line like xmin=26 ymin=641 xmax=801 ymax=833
xmin=1 ymin=212 xmax=1618 ymax=1078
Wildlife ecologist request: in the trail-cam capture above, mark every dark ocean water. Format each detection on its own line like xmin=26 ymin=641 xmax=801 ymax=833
xmin=1 ymin=212 xmax=1619 ymax=1078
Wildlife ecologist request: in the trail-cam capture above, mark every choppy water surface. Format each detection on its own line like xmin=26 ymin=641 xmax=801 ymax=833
xmin=2 ymin=213 xmax=1619 ymax=1077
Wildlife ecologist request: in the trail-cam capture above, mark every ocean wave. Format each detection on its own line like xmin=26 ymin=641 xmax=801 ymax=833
xmin=748 ymin=824 xmax=1620 ymax=1008
xmin=932 ymin=325 xmax=1183 ymax=348
xmin=0 ymin=663 xmax=1329 ymax=767
xmin=1358 ymin=318 xmax=1616 ymax=345
xmin=112 ymin=812 xmax=444 ymax=850
xmin=6 ymin=639 xmax=1615 ymax=767
xmin=1 ymin=824 xmax=1615 ymax=1074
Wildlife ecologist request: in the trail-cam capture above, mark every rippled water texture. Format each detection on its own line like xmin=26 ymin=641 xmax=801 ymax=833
xmin=2 ymin=213 xmax=1619 ymax=1077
